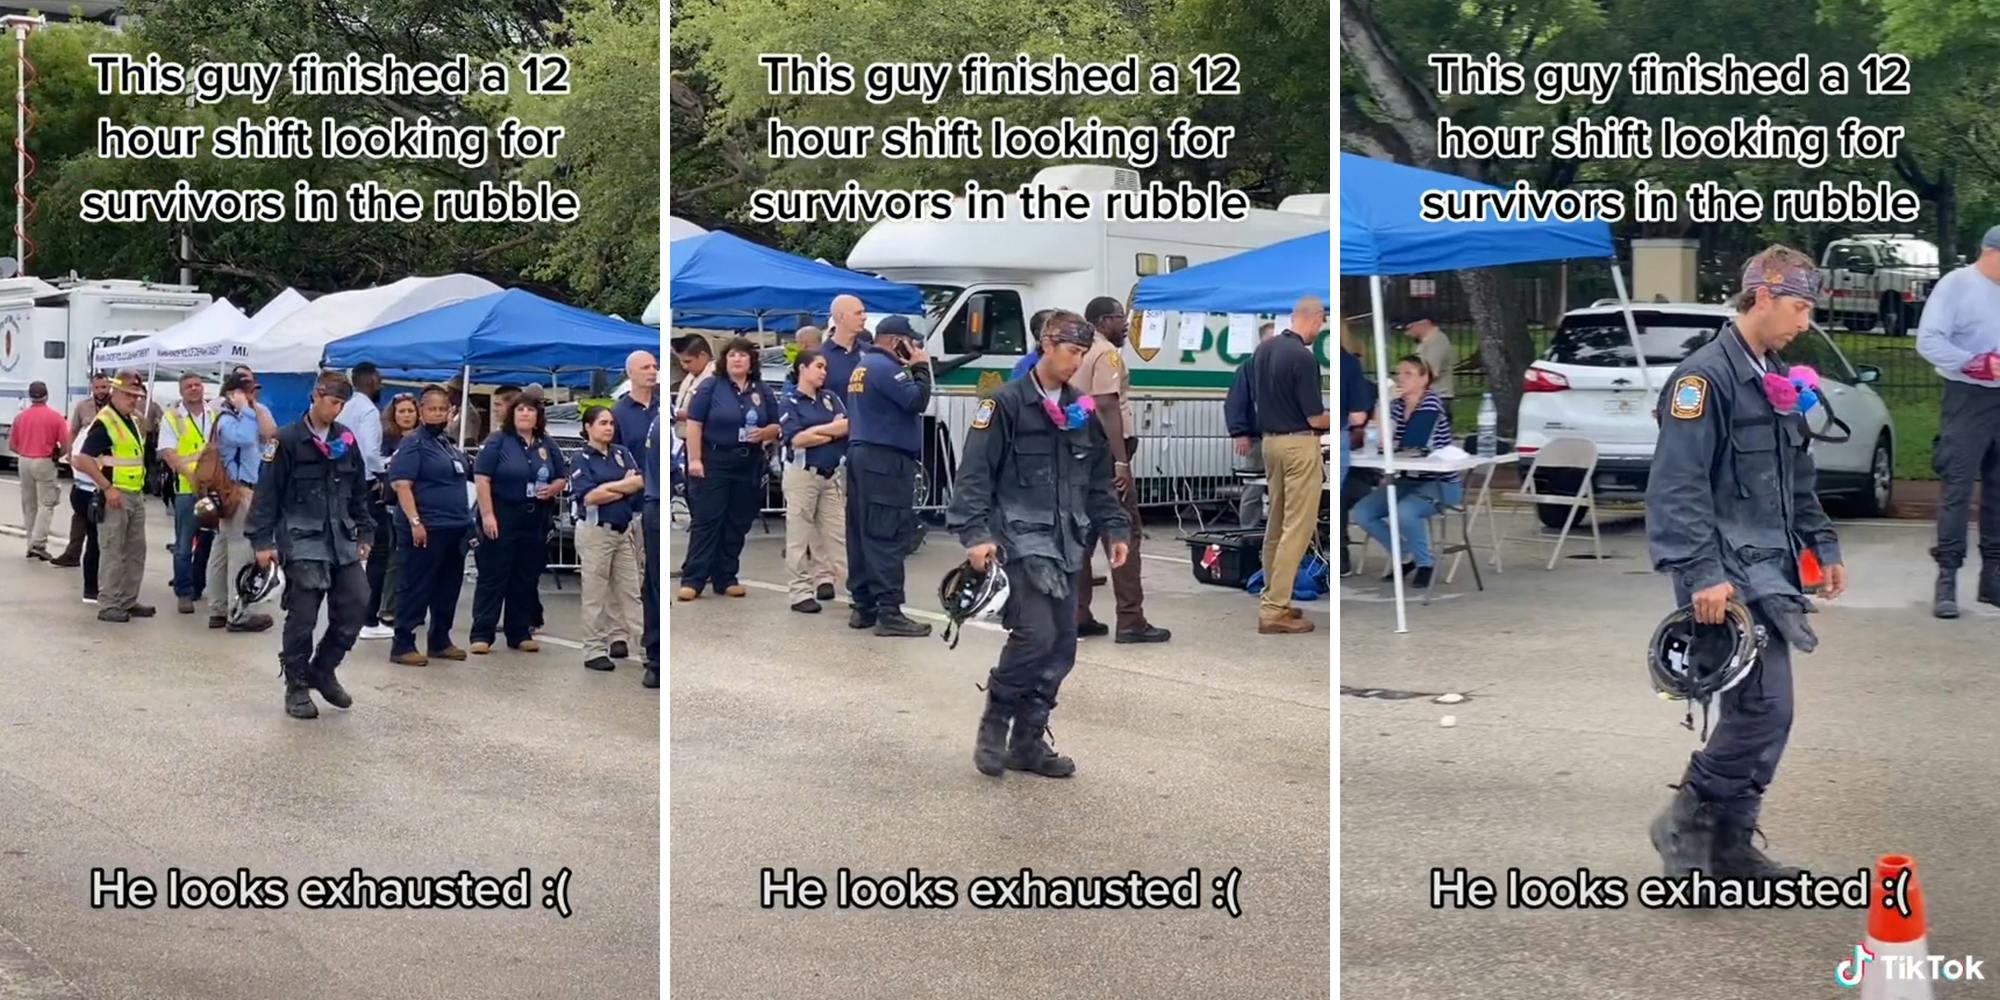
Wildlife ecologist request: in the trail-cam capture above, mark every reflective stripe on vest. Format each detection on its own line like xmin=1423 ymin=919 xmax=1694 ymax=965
xmin=166 ymin=406 xmax=209 ymax=494
xmin=96 ymin=407 xmax=146 ymax=492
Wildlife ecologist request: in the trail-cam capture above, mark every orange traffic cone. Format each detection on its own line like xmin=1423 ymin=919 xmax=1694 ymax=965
xmin=1859 ymin=854 xmax=1931 ymax=1000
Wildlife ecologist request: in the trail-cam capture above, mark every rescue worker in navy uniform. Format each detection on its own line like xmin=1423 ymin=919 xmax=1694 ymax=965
xmin=1645 ymin=245 xmax=1847 ymax=878
xmin=947 ymin=311 xmax=1129 ymax=778
xmin=843 ymin=314 xmax=934 ymax=637
xmin=247 ymin=372 xmax=377 ymax=720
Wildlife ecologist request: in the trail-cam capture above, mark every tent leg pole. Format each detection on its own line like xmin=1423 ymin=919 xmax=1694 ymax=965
xmin=1609 ymin=264 xmax=1650 ymax=392
xmin=1370 ymin=276 xmax=1407 ymax=634
xmin=459 ymin=367 xmax=471 ymax=448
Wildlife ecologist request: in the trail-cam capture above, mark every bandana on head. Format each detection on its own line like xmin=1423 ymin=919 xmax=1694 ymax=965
xmin=1742 ymin=256 xmax=1821 ymax=304
xmin=1045 ymin=318 xmax=1095 ymax=350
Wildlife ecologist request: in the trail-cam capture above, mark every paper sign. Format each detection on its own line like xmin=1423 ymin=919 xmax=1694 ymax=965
xmin=1178 ymin=312 xmax=1207 ymax=351
xmin=1228 ymin=314 xmax=1258 ymax=356
xmin=1139 ymin=310 xmax=1167 ymax=351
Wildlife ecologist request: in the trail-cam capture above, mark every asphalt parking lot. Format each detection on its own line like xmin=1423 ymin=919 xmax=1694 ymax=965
xmin=669 ymin=513 xmax=1331 ymax=999
xmin=1342 ymin=509 xmax=2000 ymax=998
xmin=0 ymin=474 xmax=659 ymax=1000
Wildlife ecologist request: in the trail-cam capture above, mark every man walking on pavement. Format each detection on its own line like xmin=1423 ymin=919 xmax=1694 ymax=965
xmin=1253 ymin=297 xmax=1331 ymax=634
xmin=72 ymin=371 xmax=155 ymax=622
xmin=948 ymin=310 xmax=1129 ymax=778
xmin=247 ymin=372 xmax=375 ymax=720
xmin=1072 ymin=296 xmax=1169 ymax=643
xmin=14 ymin=381 xmax=67 ymax=560
xmin=842 ymin=315 xmax=933 ymax=637
xmin=1916 ymin=224 xmax=2000 ymax=617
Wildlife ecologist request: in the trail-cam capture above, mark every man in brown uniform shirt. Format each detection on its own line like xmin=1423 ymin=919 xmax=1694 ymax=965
xmin=1070 ymin=296 xmax=1170 ymax=643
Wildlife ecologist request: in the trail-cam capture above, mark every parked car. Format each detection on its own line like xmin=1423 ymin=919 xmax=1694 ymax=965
xmin=1514 ymin=303 xmax=1896 ymax=526
xmin=1814 ymin=234 xmax=1939 ymax=337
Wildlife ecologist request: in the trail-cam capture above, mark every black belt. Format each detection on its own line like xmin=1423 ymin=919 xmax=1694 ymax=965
xmin=585 ymin=519 xmax=629 ymax=534
xmin=707 ymin=444 xmax=757 ymax=458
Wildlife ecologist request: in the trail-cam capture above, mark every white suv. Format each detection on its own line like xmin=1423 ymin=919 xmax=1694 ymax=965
xmin=1514 ymin=303 xmax=1896 ymax=526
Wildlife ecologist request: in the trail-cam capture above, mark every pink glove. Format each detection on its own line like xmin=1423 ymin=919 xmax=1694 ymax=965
xmin=1761 ymin=372 xmax=1799 ymax=412
xmin=1963 ymin=353 xmax=2000 ymax=382
xmin=1786 ymin=365 xmax=1820 ymax=392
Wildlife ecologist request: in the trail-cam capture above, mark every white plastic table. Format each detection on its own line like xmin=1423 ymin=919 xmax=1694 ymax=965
xmin=1346 ymin=450 xmax=1511 ymax=594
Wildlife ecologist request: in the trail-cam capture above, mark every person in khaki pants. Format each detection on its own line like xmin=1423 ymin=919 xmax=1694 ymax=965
xmin=12 ymin=381 xmax=68 ymax=559
xmin=777 ymin=349 xmax=850 ymax=613
xmin=73 ymin=371 xmax=156 ymax=622
xmin=1251 ymin=297 xmax=1332 ymax=633
xmin=570 ymin=405 xmax=646 ymax=673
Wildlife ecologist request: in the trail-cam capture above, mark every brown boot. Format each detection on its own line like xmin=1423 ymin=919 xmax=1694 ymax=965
xmin=470 ymin=642 xmax=492 ymax=655
xmin=1259 ymin=614 xmax=1315 ymax=634
xmin=676 ymin=587 xmax=698 ymax=602
xmin=433 ymin=646 xmax=469 ymax=661
xmin=393 ymin=651 xmax=430 ymax=667
xmin=723 ymin=585 xmax=747 ymax=597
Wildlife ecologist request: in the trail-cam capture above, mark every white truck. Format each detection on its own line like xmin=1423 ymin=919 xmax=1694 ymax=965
xmin=844 ymin=164 xmax=1329 ymax=508
xmin=0 ymin=276 xmax=212 ymax=459
xmin=1814 ymin=234 xmax=1940 ymax=337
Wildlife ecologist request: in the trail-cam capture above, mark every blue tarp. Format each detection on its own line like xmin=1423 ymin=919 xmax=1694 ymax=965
xmin=1338 ymin=153 xmax=1614 ymax=276
xmin=669 ymin=231 xmax=923 ymax=327
xmin=321 ymin=289 xmax=659 ymax=372
xmin=1132 ymin=231 xmax=1330 ymax=314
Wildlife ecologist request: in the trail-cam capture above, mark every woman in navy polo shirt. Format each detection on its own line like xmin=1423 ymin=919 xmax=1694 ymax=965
xmin=571 ymin=405 xmax=646 ymax=672
xmin=679 ymin=337 xmax=780 ymax=600
xmin=470 ymin=396 xmax=568 ymax=656
xmin=778 ymin=348 xmax=850 ymax=613
xmin=387 ymin=385 xmax=475 ymax=666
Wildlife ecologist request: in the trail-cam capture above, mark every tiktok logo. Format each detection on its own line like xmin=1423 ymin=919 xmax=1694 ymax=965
xmin=1836 ymin=942 xmax=1876 ymax=989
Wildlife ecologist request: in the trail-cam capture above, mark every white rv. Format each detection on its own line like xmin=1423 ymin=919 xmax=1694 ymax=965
xmin=0 ymin=276 xmax=211 ymax=459
xmin=844 ymin=164 xmax=1329 ymax=505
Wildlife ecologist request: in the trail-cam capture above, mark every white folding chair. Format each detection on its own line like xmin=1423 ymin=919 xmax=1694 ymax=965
xmin=1501 ymin=437 xmax=1603 ymax=569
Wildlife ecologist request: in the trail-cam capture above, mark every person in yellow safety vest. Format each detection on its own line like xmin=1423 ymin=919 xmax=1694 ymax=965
xmin=160 ymin=373 xmax=217 ymax=614
xmin=73 ymin=371 xmax=156 ymax=623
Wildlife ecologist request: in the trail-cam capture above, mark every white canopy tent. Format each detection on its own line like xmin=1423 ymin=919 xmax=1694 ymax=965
xmin=92 ymin=298 xmax=247 ymax=369
xmin=237 ymin=274 xmax=502 ymax=373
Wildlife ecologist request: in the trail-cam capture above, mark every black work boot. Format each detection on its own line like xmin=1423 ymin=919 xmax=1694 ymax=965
xmin=873 ymin=610 xmax=932 ymax=638
xmin=1005 ymin=705 xmax=1075 ymax=778
xmin=1936 ymin=569 xmax=1960 ymax=619
xmin=283 ymin=662 xmax=319 ymax=719
xmin=1712 ymin=813 xmax=1803 ymax=880
xmin=1979 ymin=563 xmax=2000 ymax=608
xmin=973 ymin=693 xmax=1012 ymax=777
xmin=314 ymin=667 xmax=353 ymax=710
xmin=1648 ymin=784 xmax=1716 ymax=878
xmin=847 ymin=608 xmax=877 ymax=630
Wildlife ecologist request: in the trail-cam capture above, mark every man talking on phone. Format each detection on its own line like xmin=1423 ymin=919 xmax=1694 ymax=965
xmin=842 ymin=315 xmax=935 ymax=637
xmin=1644 ymin=245 xmax=1846 ymax=881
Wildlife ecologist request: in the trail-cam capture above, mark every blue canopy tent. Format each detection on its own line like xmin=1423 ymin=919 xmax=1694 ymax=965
xmin=1133 ymin=230 xmax=1330 ymax=314
xmin=322 ymin=289 xmax=660 ymax=443
xmin=1340 ymin=152 xmax=1642 ymax=632
xmin=669 ymin=231 xmax=923 ymax=332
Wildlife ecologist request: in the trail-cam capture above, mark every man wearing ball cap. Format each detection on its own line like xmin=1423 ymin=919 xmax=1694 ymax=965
xmin=1644 ymin=244 xmax=1847 ymax=880
xmin=1914 ymin=223 xmax=2000 ymax=616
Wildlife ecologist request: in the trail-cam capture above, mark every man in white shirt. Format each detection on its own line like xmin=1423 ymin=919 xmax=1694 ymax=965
xmin=1915 ymin=225 xmax=2000 ymax=616
xmin=158 ymin=372 xmax=216 ymax=614
xmin=337 ymin=363 xmax=392 ymax=639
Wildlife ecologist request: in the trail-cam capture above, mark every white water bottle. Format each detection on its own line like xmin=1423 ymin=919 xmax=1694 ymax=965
xmin=1477 ymin=392 xmax=1498 ymax=458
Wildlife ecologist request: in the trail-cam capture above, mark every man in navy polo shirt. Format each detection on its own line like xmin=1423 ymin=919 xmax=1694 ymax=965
xmin=821 ymin=294 xmax=873 ymax=405
xmin=842 ymin=315 xmax=932 ymax=637
xmin=612 ymin=350 xmax=660 ymax=453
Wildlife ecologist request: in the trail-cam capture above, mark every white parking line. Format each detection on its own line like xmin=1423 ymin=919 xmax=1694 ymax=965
xmin=730 ymin=578 xmax=1004 ymax=632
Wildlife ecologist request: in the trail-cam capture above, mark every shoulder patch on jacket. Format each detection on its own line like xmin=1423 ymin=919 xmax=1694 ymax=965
xmin=1669 ymin=375 xmax=1707 ymax=420
xmin=970 ymin=398 xmax=996 ymax=430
